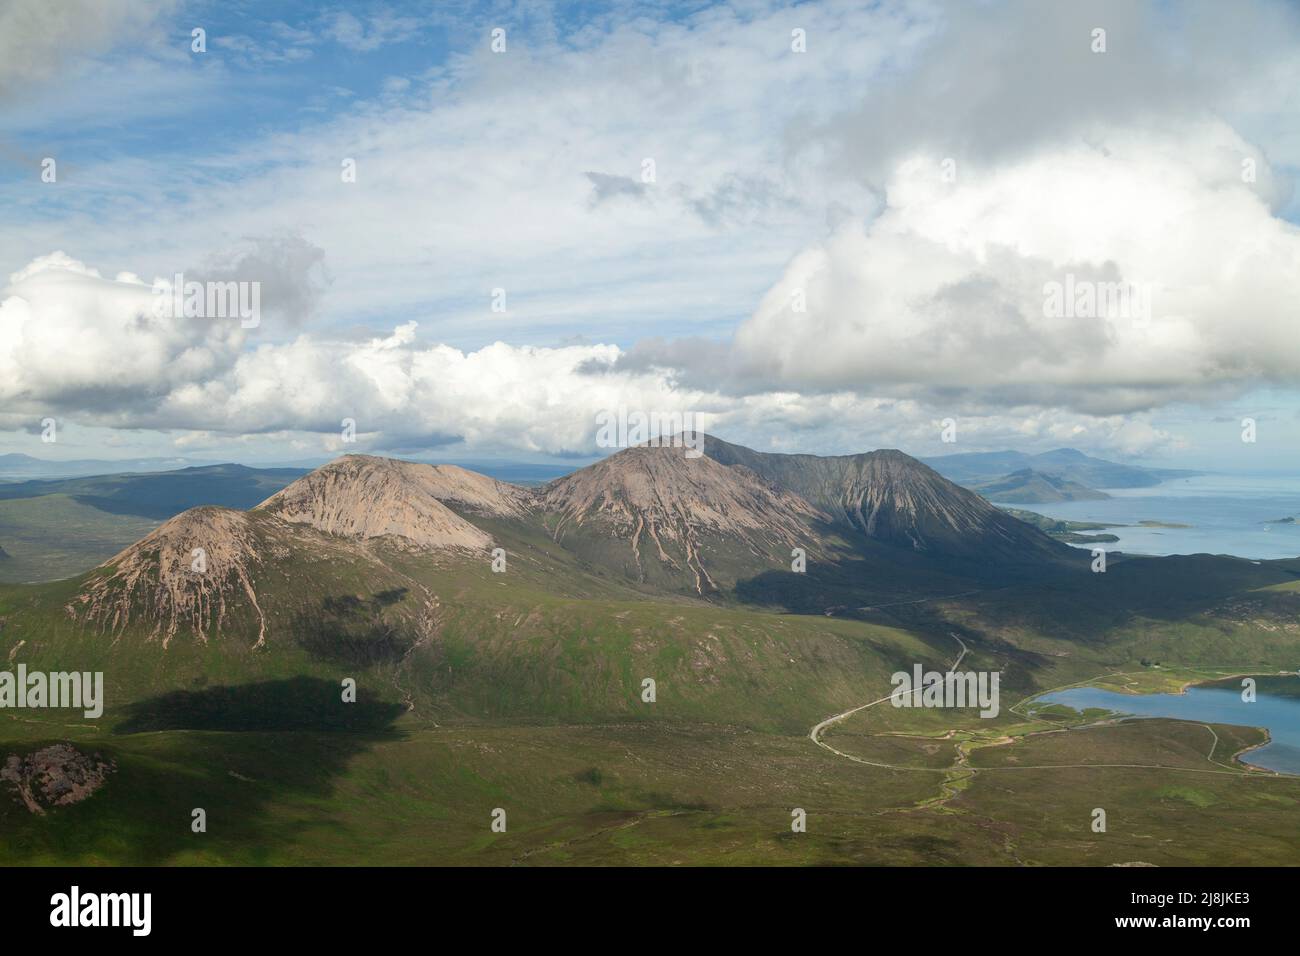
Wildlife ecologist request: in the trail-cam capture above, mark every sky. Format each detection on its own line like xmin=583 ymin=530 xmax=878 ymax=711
xmin=1 ymin=0 xmax=1299 ymax=471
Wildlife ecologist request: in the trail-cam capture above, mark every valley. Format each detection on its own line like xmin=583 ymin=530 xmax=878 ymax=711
xmin=0 ymin=438 xmax=1297 ymax=865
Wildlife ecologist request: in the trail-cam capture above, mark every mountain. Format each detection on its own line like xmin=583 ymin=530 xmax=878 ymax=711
xmin=52 ymin=436 xmax=1076 ymax=647
xmin=538 ymin=443 xmax=824 ymax=593
xmin=255 ymin=455 xmax=529 ymax=552
xmin=66 ymin=438 xmax=1079 ymax=620
xmin=970 ymin=468 xmax=1110 ymax=503
xmin=700 ymin=436 xmax=1069 ymax=562
xmin=0 ymin=463 xmax=307 ymax=520
xmin=0 ymin=453 xmax=220 ymax=480
xmin=68 ymin=500 xmax=441 ymax=651
xmin=60 ymin=457 xmax=614 ymax=657
xmin=922 ymin=447 xmax=1196 ymax=489
xmin=6 ymin=435 xmax=1300 ymax=869
xmin=38 ymin=435 xmax=1076 ymax=708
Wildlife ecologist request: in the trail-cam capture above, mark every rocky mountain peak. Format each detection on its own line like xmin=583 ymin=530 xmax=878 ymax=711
xmin=255 ymin=455 xmax=502 ymax=551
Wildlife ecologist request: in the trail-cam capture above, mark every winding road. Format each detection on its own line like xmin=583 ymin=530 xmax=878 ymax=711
xmin=809 ymin=633 xmax=1287 ymax=780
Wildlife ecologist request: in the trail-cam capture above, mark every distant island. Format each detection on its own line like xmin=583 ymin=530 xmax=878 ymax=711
xmin=925 ymin=447 xmax=1202 ymax=490
xmin=1002 ymin=512 xmax=1200 ymax=542
xmin=971 ymin=468 xmax=1109 ymax=503
xmin=1002 ymin=508 xmax=1121 ymax=543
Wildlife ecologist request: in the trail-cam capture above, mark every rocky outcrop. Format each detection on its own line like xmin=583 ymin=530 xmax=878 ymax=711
xmin=1 ymin=743 xmax=115 ymax=815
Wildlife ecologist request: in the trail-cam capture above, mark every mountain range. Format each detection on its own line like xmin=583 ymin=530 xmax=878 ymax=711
xmin=0 ymin=452 xmax=221 ymax=481
xmin=69 ymin=439 xmax=1077 ymax=646
xmin=6 ymin=433 xmax=1293 ymax=733
xmin=0 ymin=463 xmax=309 ymax=520
xmin=922 ymin=447 xmax=1199 ymax=489
xmin=3 ymin=434 xmax=1298 ymax=867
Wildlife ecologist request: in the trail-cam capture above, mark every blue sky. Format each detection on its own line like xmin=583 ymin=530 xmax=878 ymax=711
xmin=2 ymin=0 xmax=1299 ymax=471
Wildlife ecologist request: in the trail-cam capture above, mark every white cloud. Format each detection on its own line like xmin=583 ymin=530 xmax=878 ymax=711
xmin=0 ymin=253 xmax=243 ymax=415
xmin=0 ymin=249 xmax=1189 ymax=462
xmin=3 ymin=0 xmax=1300 ymax=466
xmin=321 ymin=9 xmax=423 ymax=52
xmin=0 ymin=0 xmax=177 ymax=99
xmin=0 ymin=0 xmax=908 ymax=349
xmin=730 ymin=122 xmax=1300 ymax=415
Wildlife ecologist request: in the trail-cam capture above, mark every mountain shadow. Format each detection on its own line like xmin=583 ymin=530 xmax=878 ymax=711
xmin=0 ymin=678 xmax=406 ymax=864
xmin=290 ymin=589 xmax=420 ymax=668
xmin=113 ymin=676 xmax=406 ymax=734
xmin=732 ymin=516 xmax=1079 ymax=615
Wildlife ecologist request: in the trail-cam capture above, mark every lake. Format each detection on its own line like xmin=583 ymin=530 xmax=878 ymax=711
xmin=998 ymin=473 xmax=1300 ymax=559
xmin=1037 ymin=680 xmax=1300 ymax=775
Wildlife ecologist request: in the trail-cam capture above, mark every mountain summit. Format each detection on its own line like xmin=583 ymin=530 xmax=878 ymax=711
xmin=74 ymin=507 xmax=286 ymax=647
xmin=699 ymin=435 xmax=1067 ymax=560
xmin=539 ymin=443 xmax=823 ymax=592
xmin=255 ymin=455 xmax=528 ymax=551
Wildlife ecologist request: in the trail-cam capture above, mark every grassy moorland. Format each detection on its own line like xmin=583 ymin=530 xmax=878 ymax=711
xmin=1 ymin=536 xmax=1298 ymax=865
xmin=0 ymin=495 xmax=158 ymax=584
xmin=0 ymin=465 xmax=305 ymax=583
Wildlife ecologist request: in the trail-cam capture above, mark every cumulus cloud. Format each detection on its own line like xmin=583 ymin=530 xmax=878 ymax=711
xmin=726 ymin=122 xmax=1300 ymax=415
xmin=0 ymin=251 xmax=704 ymax=452
xmin=4 ymin=0 xmax=1300 ymax=464
xmin=815 ymin=0 xmax=1300 ymax=193
xmin=0 ymin=250 xmax=1189 ymax=461
xmin=0 ymin=253 xmax=243 ymax=417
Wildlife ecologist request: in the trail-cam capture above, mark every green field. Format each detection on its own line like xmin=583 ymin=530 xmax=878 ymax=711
xmin=2 ymin=529 xmax=1298 ymax=865
xmin=0 ymin=495 xmax=158 ymax=584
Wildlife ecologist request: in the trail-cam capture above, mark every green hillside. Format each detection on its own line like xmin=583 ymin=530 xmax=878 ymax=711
xmin=1 ymin=447 xmax=1298 ymax=866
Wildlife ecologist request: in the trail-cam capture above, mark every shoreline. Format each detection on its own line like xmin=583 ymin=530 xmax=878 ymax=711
xmin=1027 ymin=672 xmax=1297 ymax=776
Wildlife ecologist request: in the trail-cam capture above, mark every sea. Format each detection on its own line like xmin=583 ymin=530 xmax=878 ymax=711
xmin=998 ymin=473 xmax=1300 ymax=560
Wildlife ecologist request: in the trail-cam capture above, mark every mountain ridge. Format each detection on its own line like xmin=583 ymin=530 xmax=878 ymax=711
xmin=922 ymin=447 xmax=1198 ymax=489
xmin=62 ymin=435 xmax=1079 ymax=644
xmin=971 ymin=468 xmax=1110 ymax=503
xmin=700 ymin=435 xmax=1070 ymax=561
